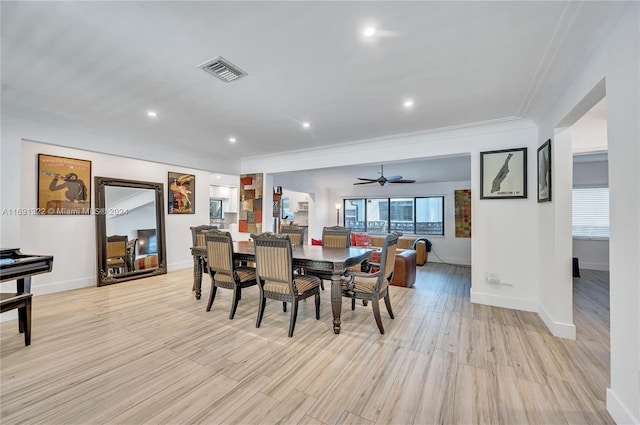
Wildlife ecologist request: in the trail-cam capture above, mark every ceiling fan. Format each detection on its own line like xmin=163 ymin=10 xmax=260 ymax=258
xmin=354 ymin=164 xmax=416 ymax=186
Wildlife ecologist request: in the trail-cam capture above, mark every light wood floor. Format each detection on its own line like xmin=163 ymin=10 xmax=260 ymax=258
xmin=1 ymin=264 xmax=613 ymax=424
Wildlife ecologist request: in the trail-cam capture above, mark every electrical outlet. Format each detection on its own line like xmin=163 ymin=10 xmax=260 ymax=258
xmin=486 ymin=272 xmax=500 ymax=285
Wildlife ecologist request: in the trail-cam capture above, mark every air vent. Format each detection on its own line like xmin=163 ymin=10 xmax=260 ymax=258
xmin=198 ymin=56 xmax=247 ymax=83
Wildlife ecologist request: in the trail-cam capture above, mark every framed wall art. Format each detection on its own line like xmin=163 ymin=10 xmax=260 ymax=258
xmin=454 ymin=189 xmax=471 ymax=237
xmin=168 ymin=172 xmax=195 ymax=214
xmin=537 ymin=139 xmax=552 ymax=202
xmin=239 ymin=173 xmax=263 ymax=233
xmin=480 ymin=147 xmax=527 ymax=199
xmin=38 ymin=153 xmax=91 ymax=214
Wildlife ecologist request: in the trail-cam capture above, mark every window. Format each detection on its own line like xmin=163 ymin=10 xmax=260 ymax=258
xmin=572 ymin=187 xmax=609 ymax=238
xmin=209 ymin=198 xmax=222 ymax=220
xmin=344 ymin=199 xmax=365 ymax=231
xmin=343 ymin=196 xmax=444 ymax=235
xmin=281 ymin=198 xmax=294 ymax=221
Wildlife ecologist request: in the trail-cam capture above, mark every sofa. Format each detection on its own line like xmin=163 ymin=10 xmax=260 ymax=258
xmin=351 ymin=232 xmax=430 ymax=266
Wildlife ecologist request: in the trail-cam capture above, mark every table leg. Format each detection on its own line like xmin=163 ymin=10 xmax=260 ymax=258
xmin=17 ymin=277 xmax=30 ymax=294
xmin=193 ymin=255 xmax=203 ymax=300
xmin=331 ymin=275 xmax=342 ymax=334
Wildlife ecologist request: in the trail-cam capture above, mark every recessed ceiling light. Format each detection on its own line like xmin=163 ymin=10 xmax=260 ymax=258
xmin=229 ymin=137 xmax=236 ymax=143
xmin=302 ymin=122 xmax=311 ymax=129
xmin=216 ymin=175 xmax=221 ymax=179
xmin=147 ymin=111 xmax=158 ymax=118
xmin=403 ymin=100 xmax=414 ymax=109
xmin=363 ymin=27 xmax=376 ymax=37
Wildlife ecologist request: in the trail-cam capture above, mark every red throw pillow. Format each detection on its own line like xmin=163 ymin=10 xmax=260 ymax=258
xmin=311 ymin=238 xmax=323 ymax=246
xmin=353 ymin=232 xmax=372 ymax=247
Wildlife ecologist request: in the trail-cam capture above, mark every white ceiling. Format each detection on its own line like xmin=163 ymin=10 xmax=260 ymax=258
xmin=1 ymin=1 xmax=626 ymax=177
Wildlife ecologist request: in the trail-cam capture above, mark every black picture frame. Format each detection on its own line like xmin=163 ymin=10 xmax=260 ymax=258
xmin=480 ymin=147 xmax=527 ymax=199
xmin=537 ymin=139 xmax=552 ymax=202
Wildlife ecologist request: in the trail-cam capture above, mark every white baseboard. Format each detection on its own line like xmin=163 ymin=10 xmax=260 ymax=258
xmin=426 ymin=256 xmax=471 ymax=266
xmin=579 ymin=261 xmax=609 ymax=271
xmin=33 ymin=276 xmax=96 ymax=295
xmin=168 ymin=261 xmax=192 ymax=272
xmin=470 ymin=288 xmax=537 ymax=312
xmin=606 ymin=388 xmax=639 ymax=425
xmin=538 ymin=304 xmax=577 ymax=340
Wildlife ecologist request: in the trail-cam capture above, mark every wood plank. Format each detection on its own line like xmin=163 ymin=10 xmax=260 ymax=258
xmin=0 ymin=264 xmax=615 ymax=424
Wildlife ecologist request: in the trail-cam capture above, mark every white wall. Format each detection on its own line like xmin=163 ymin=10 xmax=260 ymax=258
xmin=11 ymin=140 xmax=211 ymax=296
xmin=245 ymin=119 xmax=540 ymax=314
xmin=331 ymin=180 xmax=472 ymax=266
xmin=536 ymin=6 xmax=639 ymax=423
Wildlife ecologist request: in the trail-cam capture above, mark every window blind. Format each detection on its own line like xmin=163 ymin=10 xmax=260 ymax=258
xmin=572 ymin=187 xmax=609 ymax=238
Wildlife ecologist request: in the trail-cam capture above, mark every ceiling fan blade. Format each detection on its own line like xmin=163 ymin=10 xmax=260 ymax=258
xmin=356 ymin=177 xmax=378 ymax=182
xmin=389 ymin=179 xmax=416 ymax=184
xmin=353 ymin=181 xmax=377 ymax=185
xmin=385 ymin=175 xmax=403 ymax=182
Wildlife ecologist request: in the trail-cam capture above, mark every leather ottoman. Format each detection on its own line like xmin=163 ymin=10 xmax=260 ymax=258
xmin=368 ymin=249 xmax=416 ymax=288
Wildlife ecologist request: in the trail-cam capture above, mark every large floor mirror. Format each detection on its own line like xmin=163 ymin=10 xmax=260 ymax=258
xmin=95 ymin=177 xmax=167 ymax=286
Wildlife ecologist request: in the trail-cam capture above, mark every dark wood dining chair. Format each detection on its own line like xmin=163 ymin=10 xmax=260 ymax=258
xmin=321 ymin=225 xmax=351 ymax=248
xmin=280 ymin=225 xmax=306 ymax=246
xmin=106 ymin=235 xmax=128 ymax=275
xmin=190 ymin=225 xmax=218 ymax=247
xmin=341 ymin=233 xmax=398 ymax=334
xmin=205 ymin=229 xmax=257 ymax=319
xmin=306 ymin=226 xmax=353 ymax=290
xmin=251 ymin=232 xmax=321 ymax=337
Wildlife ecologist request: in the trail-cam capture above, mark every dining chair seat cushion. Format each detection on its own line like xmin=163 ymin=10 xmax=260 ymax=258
xmin=264 ymin=275 xmax=320 ymax=295
xmin=235 ymin=267 xmax=257 ymax=282
xmin=341 ymin=274 xmax=378 ymax=293
xmin=214 ymin=266 xmax=256 ymax=284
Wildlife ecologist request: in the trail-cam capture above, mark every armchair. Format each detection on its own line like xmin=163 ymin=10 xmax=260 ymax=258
xmin=280 ymin=224 xmax=306 ymax=246
xmin=106 ymin=235 xmax=128 ymax=275
xmin=205 ymin=230 xmax=257 ymax=319
xmin=251 ymin=232 xmax=321 ymax=337
xmin=342 ymin=233 xmax=398 ymax=334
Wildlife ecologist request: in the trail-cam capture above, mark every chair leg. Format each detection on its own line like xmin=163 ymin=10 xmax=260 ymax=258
xmin=351 ymin=298 xmax=356 ymax=311
xmin=206 ymin=284 xmax=218 ymax=312
xmin=18 ymin=300 xmax=31 ymax=346
xmin=315 ymin=293 xmax=320 ymax=320
xmin=384 ymin=292 xmax=394 ymax=319
xmin=256 ymin=296 xmax=266 ymax=328
xmin=288 ymin=300 xmax=299 ymax=337
xmin=229 ymin=287 xmax=240 ymax=319
xmin=320 ymin=280 xmax=324 ymax=291
xmin=283 ymin=302 xmax=287 ymax=312
xmin=371 ymin=298 xmax=384 ymax=334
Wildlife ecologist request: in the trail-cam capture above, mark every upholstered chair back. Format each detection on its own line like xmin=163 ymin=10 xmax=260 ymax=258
xmin=280 ymin=225 xmax=306 ymax=246
xmin=252 ymin=232 xmax=295 ymax=294
xmin=321 ymin=226 xmax=351 ymax=248
xmin=190 ymin=225 xmax=218 ymax=247
xmin=205 ymin=229 xmax=236 ymax=284
xmin=379 ymin=234 xmax=399 ymax=292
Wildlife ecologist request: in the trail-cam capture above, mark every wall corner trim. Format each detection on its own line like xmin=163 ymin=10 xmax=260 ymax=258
xmin=538 ymin=304 xmax=577 ymax=340
xmin=606 ymin=388 xmax=639 ymax=425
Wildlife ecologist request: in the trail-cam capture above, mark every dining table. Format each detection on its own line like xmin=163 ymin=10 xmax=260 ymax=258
xmin=190 ymin=241 xmax=371 ymax=334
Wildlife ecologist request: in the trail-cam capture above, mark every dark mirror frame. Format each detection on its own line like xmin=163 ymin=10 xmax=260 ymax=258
xmin=95 ymin=176 xmax=167 ymax=286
